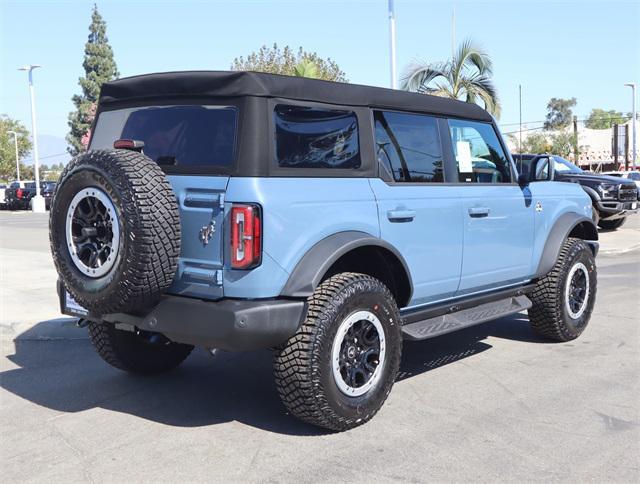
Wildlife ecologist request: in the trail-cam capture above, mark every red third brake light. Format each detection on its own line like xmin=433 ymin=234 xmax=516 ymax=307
xmin=230 ymin=204 xmax=262 ymax=269
xmin=113 ymin=139 xmax=145 ymax=151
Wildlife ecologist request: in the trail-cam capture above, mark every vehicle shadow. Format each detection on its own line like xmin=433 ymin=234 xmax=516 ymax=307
xmin=1 ymin=313 xmax=547 ymax=436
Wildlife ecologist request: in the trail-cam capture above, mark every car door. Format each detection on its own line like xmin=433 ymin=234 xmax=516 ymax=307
xmin=445 ymin=118 xmax=534 ymax=295
xmin=369 ymin=110 xmax=463 ymax=308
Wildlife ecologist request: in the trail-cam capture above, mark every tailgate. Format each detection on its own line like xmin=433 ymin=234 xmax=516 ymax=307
xmin=167 ymin=175 xmax=229 ymax=300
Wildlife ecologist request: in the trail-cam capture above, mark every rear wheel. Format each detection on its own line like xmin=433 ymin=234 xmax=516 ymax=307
xmin=598 ymin=218 xmax=626 ymax=231
xmin=274 ymin=273 xmax=402 ymax=431
xmin=88 ymin=321 xmax=193 ymax=374
xmin=528 ymin=237 xmax=597 ymax=342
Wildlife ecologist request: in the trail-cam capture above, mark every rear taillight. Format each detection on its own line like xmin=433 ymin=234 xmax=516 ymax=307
xmin=230 ymin=204 xmax=262 ymax=269
xmin=16 ymin=188 xmax=23 ymax=199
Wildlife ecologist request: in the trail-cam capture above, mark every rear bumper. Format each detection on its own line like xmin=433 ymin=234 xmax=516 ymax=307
xmin=58 ymin=281 xmax=307 ymax=351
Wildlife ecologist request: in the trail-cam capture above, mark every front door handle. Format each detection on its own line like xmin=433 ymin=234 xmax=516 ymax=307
xmin=387 ymin=209 xmax=416 ymax=222
xmin=468 ymin=207 xmax=490 ymax=218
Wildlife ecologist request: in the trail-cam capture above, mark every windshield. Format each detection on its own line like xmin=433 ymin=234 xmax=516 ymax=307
xmin=554 ymin=156 xmax=583 ymax=174
xmin=628 ymin=172 xmax=640 ymax=181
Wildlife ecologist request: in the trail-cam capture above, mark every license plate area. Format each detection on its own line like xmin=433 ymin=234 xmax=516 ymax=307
xmin=60 ymin=288 xmax=89 ymax=317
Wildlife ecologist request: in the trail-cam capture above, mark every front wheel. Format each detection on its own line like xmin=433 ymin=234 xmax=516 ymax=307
xmin=528 ymin=237 xmax=597 ymax=342
xmin=598 ymin=218 xmax=626 ymax=231
xmin=274 ymin=273 xmax=403 ymax=431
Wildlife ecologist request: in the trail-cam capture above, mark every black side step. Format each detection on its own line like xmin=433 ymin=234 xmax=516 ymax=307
xmin=402 ymin=295 xmax=532 ymax=341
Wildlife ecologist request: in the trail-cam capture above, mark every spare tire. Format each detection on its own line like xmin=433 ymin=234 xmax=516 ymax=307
xmin=50 ymin=149 xmax=181 ymax=315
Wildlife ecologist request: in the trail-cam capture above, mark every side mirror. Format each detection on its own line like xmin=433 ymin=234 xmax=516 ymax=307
xmin=518 ymin=172 xmax=530 ymax=188
xmin=531 ymin=156 xmax=555 ymax=182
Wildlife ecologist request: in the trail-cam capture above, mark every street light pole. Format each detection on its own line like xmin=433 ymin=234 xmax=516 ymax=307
xmin=18 ymin=64 xmax=45 ymax=212
xmin=624 ymin=82 xmax=636 ymax=169
xmin=6 ymin=130 xmax=20 ymax=181
xmin=388 ymin=0 xmax=397 ymax=89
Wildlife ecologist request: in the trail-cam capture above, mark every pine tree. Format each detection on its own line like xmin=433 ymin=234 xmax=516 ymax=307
xmin=67 ymin=4 xmax=118 ymax=155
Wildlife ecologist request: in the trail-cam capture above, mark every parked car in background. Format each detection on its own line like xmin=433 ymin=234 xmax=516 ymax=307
xmin=4 ymin=180 xmax=35 ymax=210
xmin=515 ymin=154 xmax=638 ymax=230
xmin=0 ymin=184 xmax=7 ymax=210
xmin=602 ymin=171 xmax=640 ymax=192
xmin=5 ymin=180 xmax=57 ymax=210
xmin=42 ymin=181 xmax=57 ymax=210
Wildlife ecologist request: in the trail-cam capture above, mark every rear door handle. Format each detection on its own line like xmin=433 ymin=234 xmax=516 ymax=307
xmin=468 ymin=207 xmax=490 ymax=218
xmin=387 ymin=209 xmax=416 ymax=222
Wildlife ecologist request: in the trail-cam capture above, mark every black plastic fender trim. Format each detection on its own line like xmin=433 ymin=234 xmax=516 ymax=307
xmin=280 ymin=230 xmax=413 ymax=303
xmin=534 ymin=212 xmax=598 ymax=279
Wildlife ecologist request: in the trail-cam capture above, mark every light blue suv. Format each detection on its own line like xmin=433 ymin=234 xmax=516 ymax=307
xmin=50 ymin=71 xmax=599 ymax=431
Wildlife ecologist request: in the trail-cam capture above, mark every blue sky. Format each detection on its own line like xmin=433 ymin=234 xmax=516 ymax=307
xmin=1 ymin=0 xmax=638 ymax=164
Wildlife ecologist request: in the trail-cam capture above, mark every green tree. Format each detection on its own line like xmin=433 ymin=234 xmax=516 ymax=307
xmin=585 ymin=108 xmax=629 ymax=129
xmin=519 ymin=132 xmax=551 ymax=154
xmin=543 ymin=97 xmax=576 ymax=130
xmin=0 ymin=115 xmax=32 ymax=180
xmin=294 ymin=59 xmax=320 ymax=79
xmin=550 ymin=131 xmax=578 ymax=158
xmin=231 ymin=44 xmax=347 ymax=82
xmin=401 ymin=39 xmax=501 ymax=117
xmin=67 ymin=4 xmax=118 ymax=155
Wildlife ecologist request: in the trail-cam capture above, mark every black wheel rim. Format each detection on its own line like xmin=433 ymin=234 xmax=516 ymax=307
xmin=565 ymin=262 xmax=590 ymax=319
xmin=66 ymin=188 xmax=120 ymax=277
xmin=332 ymin=310 xmax=386 ymax=396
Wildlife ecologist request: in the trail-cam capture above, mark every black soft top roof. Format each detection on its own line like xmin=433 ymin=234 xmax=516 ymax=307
xmin=99 ymin=70 xmax=493 ymax=122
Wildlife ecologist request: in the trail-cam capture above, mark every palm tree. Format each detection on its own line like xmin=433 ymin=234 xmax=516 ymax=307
xmin=294 ymin=59 xmax=320 ymax=79
xmin=401 ymin=39 xmax=501 ymax=118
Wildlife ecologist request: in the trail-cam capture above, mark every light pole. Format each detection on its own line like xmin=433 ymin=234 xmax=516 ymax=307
xmin=6 ymin=130 xmax=20 ymax=181
xmin=18 ymin=64 xmax=45 ymax=212
xmin=388 ymin=0 xmax=397 ymax=89
xmin=624 ymin=82 xmax=636 ymax=169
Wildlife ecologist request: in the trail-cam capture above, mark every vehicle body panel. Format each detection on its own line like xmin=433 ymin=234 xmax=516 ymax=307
xmin=368 ymin=178 xmax=463 ymax=306
xmin=222 ymin=177 xmax=380 ymax=299
xmin=450 ymin=184 xmax=534 ymax=295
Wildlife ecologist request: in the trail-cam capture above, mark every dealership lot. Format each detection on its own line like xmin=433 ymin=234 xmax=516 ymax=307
xmin=1 ymin=212 xmax=639 ymax=482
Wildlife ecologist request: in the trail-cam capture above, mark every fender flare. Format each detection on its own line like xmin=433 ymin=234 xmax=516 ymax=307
xmin=534 ymin=212 xmax=598 ymax=279
xmin=280 ymin=231 xmax=413 ymax=302
xmin=580 ymin=185 xmax=601 ymax=203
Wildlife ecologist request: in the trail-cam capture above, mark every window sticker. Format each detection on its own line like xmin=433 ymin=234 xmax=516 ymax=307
xmin=456 ymin=141 xmax=473 ymax=173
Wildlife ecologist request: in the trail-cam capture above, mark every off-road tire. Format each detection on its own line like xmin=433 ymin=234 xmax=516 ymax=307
xmin=598 ymin=218 xmax=626 ymax=231
xmin=274 ymin=273 xmax=403 ymax=431
xmin=528 ymin=237 xmax=597 ymax=342
xmin=88 ymin=321 xmax=193 ymax=374
xmin=50 ymin=149 xmax=180 ymax=315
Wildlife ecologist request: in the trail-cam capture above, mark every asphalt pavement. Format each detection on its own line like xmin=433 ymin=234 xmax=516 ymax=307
xmin=1 ymin=211 xmax=639 ymax=482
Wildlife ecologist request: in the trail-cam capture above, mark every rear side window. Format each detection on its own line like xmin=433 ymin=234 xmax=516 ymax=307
xmin=374 ymin=111 xmax=444 ymax=182
xmin=274 ymin=105 xmax=360 ymax=169
xmin=448 ymin=119 xmax=512 ymax=183
xmin=90 ymin=105 xmax=237 ymax=170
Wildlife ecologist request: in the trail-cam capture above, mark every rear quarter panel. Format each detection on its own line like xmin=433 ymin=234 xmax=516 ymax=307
xmin=223 ymin=177 xmax=379 ymax=298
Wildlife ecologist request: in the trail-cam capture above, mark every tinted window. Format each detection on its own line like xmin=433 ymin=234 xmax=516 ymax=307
xmin=448 ymin=119 xmax=512 ymax=183
xmin=553 ymin=156 xmax=583 ymax=174
xmin=91 ymin=105 xmax=237 ymax=169
xmin=374 ymin=111 xmax=443 ymax=182
xmin=629 ymin=172 xmax=640 ymax=181
xmin=274 ymin=105 xmax=360 ymax=169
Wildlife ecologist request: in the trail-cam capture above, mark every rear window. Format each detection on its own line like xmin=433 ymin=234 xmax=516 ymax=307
xmin=90 ymin=105 xmax=237 ymax=170
xmin=274 ymin=105 xmax=360 ymax=169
